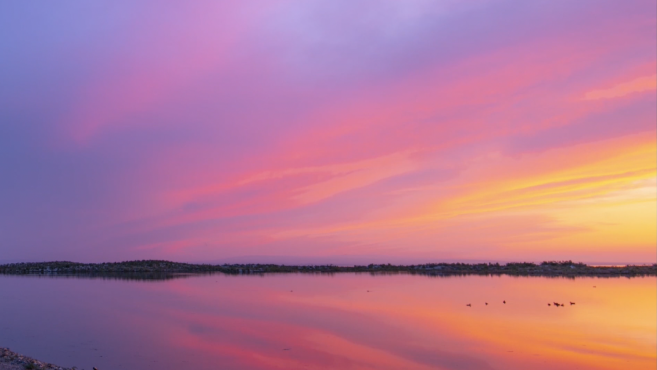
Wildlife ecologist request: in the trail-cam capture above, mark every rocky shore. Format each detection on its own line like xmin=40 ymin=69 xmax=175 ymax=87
xmin=0 ymin=348 xmax=72 ymax=370
xmin=0 ymin=260 xmax=655 ymax=278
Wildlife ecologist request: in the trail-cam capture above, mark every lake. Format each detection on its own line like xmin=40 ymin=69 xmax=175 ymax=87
xmin=0 ymin=273 xmax=654 ymax=370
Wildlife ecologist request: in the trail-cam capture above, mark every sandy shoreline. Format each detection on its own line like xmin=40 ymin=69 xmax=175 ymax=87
xmin=0 ymin=348 xmax=72 ymax=370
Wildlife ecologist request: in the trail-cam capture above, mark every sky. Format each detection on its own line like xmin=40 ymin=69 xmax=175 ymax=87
xmin=0 ymin=0 xmax=655 ymax=264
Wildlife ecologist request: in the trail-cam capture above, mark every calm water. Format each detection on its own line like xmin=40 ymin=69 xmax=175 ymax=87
xmin=0 ymin=273 xmax=654 ymax=370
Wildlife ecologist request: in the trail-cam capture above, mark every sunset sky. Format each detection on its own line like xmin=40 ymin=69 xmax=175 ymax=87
xmin=1 ymin=0 xmax=655 ymax=264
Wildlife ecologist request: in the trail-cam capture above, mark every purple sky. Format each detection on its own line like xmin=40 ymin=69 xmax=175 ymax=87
xmin=1 ymin=0 xmax=655 ymax=264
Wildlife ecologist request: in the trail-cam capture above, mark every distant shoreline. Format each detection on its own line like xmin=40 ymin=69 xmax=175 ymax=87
xmin=1 ymin=260 xmax=655 ymax=278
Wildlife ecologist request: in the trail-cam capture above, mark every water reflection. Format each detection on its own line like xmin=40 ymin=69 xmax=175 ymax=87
xmin=3 ymin=269 xmax=649 ymax=281
xmin=0 ymin=274 xmax=654 ymax=369
xmin=0 ymin=273 xmax=197 ymax=282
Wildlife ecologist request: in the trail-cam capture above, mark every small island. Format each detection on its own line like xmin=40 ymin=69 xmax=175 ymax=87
xmin=1 ymin=260 xmax=655 ymax=279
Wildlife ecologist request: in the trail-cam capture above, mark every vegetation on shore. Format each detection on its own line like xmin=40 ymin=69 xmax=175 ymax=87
xmin=1 ymin=260 xmax=655 ymax=278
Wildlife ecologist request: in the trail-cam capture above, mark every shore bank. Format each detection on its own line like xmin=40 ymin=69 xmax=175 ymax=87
xmin=0 ymin=348 xmax=72 ymax=370
xmin=1 ymin=260 xmax=655 ymax=278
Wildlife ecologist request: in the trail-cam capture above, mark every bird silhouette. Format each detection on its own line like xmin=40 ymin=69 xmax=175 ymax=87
xmin=503 ymin=300 xmax=506 ymax=304
xmin=466 ymin=303 xmax=471 ymax=307
xmin=548 ymin=303 xmax=551 ymax=306
xmin=485 ymin=302 xmax=488 ymax=305
xmin=570 ymin=302 xmax=575 ymax=305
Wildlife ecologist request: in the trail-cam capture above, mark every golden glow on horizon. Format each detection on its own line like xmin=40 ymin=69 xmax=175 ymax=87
xmin=262 ymin=131 xmax=656 ymax=261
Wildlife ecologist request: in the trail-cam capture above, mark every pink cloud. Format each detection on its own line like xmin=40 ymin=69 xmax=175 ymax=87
xmin=585 ymin=74 xmax=656 ymax=100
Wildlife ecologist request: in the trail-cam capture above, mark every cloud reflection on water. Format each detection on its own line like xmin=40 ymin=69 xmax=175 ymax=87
xmin=0 ymin=274 xmax=654 ymax=369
